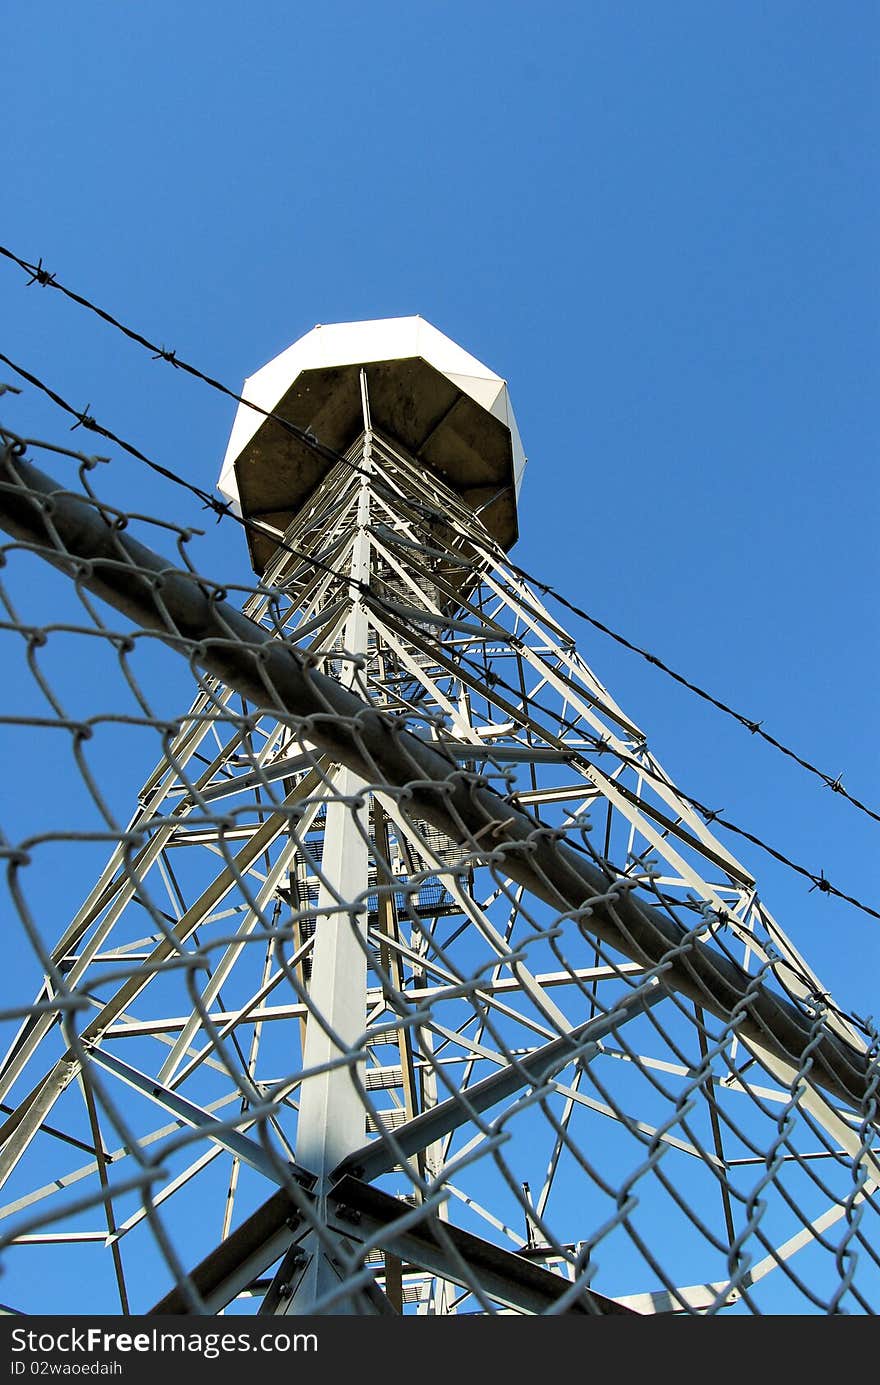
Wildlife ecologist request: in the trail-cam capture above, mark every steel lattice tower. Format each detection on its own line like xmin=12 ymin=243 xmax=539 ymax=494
xmin=0 ymin=318 xmax=877 ymax=1316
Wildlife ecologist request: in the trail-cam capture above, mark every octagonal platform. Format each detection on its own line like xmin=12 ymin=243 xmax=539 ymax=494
xmin=218 ymin=317 xmax=526 ymax=573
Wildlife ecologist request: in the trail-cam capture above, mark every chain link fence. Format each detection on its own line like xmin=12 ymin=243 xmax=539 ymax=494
xmin=0 ymin=423 xmax=878 ymax=1316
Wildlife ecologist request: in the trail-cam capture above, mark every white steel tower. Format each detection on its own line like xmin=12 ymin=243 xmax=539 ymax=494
xmin=0 ymin=318 xmax=877 ymax=1316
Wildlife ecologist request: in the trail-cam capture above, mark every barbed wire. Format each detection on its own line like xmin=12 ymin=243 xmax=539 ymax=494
xmin=0 ymin=352 xmax=369 ymax=592
xmin=1 ymin=426 xmax=879 ymax=1315
xmin=496 ymin=557 xmax=880 ymax=826
xmin=445 ymin=643 xmax=880 ymax=923
xmin=0 ymin=246 xmax=349 ymax=472
xmin=2 ymin=243 xmax=876 ymax=835
xmin=1 ymin=385 xmax=878 ymax=931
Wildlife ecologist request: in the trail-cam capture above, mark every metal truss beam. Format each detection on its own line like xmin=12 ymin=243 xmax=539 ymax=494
xmin=147 ymin=1175 xmax=633 ymax=1317
xmin=335 ymin=980 xmax=663 ymax=1184
xmin=0 ymin=448 xmax=873 ymax=1123
xmin=85 ymin=1047 xmax=309 ymax=1185
xmin=325 ymin=1176 xmax=634 ymax=1315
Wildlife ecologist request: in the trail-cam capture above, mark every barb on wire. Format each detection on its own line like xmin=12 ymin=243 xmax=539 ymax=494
xmin=0 ymin=244 xmax=352 ymax=473
xmin=502 ymin=557 xmax=880 ymax=829
xmin=0 ymin=352 xmax=363 ymax=591
xmin=446 ymin=643 xmax=880 ymax=923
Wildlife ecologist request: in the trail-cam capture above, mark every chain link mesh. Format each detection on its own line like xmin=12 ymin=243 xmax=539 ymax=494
xmin=0 ymin=423 xmax=878 ymax=1316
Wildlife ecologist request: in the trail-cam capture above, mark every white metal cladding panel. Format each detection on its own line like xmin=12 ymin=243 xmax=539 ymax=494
xmin=218 ymin=316 xmax=527 ymax=505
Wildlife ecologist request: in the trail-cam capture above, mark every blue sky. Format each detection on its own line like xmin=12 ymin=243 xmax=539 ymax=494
xmin=2 ymin=2 xmax=878 ymax=1070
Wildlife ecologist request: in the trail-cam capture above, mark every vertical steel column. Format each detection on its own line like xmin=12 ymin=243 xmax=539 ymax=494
xmin=283 ymin=374 xmax=375 ymax=1313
